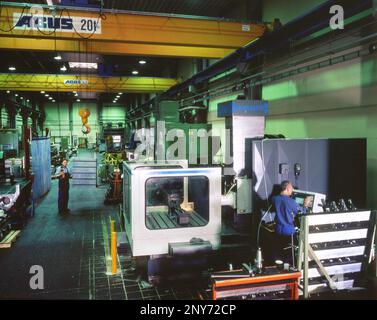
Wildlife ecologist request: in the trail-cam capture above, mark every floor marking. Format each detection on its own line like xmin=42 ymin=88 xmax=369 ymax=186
xmin=101 ymin=215 xmax=112 ymax=275
xmin=101 ymin=215 xmax=113 ymax=299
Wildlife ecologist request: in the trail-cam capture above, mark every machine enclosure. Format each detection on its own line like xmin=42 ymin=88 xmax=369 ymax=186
xmin=248 ymin=138 xmax=367 ymax=212
xmin=123 ymin=161 xmax=222 ymax=257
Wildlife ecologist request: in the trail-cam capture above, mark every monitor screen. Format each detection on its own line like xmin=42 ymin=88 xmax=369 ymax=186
xmin=294 ymin=195 xmax=305 ymax=206
xmin=292 ymin=189 xmax=326 ymax=213
xmin=293 ymin=192 xmax=314 ymax=209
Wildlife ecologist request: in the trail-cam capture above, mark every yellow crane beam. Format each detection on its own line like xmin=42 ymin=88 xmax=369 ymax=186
xmin=0 ymin=73 xmax=178 ymax=93
xmin=0 ymin=36 xmax=233 ymax=59
xmin=0 ymin=4 xmax=266 ymax=58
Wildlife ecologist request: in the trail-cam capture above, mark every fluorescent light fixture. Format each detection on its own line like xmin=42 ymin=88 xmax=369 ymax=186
xmin=60 ymin=65 xmax=67 ymax=71
xmin=139 ymin=60 xmax=146 ymax=64
xmin=76 ymin=99 xmax=81 ymax=102
xmin=68 ymin=62 xmax=98 ymax=69
xmin=41 ymin=91 xmax=45 ymax=94
xmin=9 ymin=66 xmax=16 ymax=71
xmin=54 ymin=55 xmax=62 ymax=60
xmin=132 ymin=70 xmax=139 ymax=75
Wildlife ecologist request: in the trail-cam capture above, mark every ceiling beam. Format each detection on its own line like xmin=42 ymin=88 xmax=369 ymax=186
xmin=0 ymin=73 xmax=178 ymax=93
xmin=0 ymin=3 xmax=266 ymax=58
xmin=0 ymin=36 xmax=234 ymax=59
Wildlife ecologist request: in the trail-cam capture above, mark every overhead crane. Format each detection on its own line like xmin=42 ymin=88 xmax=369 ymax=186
xmin=0 ymin=73 xmax=178 ymax=93
xmin=0 ymin=2 xmax=266 ymax=58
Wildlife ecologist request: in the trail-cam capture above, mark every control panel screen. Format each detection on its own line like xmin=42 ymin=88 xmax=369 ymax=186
xmin=293 ymin=192 xmax=314 ymax=209
xmin=292 ymin=190 xmax=326 ymax=213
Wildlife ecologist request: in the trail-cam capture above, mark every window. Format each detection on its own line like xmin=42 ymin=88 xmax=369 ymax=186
xmin=145 ymin=176 xmax=209 ymax=230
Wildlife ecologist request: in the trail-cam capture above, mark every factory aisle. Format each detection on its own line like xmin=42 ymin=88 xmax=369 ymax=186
xmin=0 ymin=151 xmax=201 ymax=300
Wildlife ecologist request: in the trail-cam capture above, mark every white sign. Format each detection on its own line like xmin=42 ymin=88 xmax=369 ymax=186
xmin=64 ymin=79 xmax=89 ymax=85
xmin=13 ymin=13 xmax=102 ymax=34
xmin=242 ymin=24 xmax=250 ymax=32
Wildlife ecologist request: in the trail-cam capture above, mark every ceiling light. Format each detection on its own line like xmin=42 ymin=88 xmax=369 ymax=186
xmin=73 ymin=91 xmax=77 ymax=94
xmin=139 ymin=60 xmax=146 ymax=65
xmin=49 ymin=97 xmax=53 ymax=100
xmin=118 ymin=92 xmax=123 ymax=95
xmin=69 ymin=62 xmax=97 ymax=69
xmin=113 ymin=101 xmax=116 ymax=103
xmin=41 ymin=91 xmax=45 ymax=94
xmin=74 ymin=93 xmax=78 ymax=97
xmin=60 ymin=65 xmax=67 ymax=71
xmin=20 ymin=97 xmax=23 ymax=99
xmin=15 ymin=94 xmax=18 ymax=97
xmin=45 ymin=94 xmax=49 ymax=97
xmin=9 ymin=66 xmax=16 ymax=71
xmin=27 ymin=99 xmax=30 ymax=102
xmin=132 ymin=70 xmax=139 ymax=75
xmin=54 ymin=55 xmax=62 ymax=60
xmin=6 ymin=90 xmax=10 ymax=94
xmin=52 ymin=100 xmax=55 ymax=102
xmin=76 ymin=99 xmax=80 ymax=102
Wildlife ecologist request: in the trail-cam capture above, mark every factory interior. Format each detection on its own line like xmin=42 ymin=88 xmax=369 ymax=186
xmin=0 ymin=0 xmax=376 ymax=302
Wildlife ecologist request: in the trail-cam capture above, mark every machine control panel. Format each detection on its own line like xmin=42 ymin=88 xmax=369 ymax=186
xmin=292 ymin=190 xmax=326 ymax=213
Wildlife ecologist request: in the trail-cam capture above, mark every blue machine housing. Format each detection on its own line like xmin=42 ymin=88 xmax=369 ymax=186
xmin=217 ymin=100 xmax=269 ymax=118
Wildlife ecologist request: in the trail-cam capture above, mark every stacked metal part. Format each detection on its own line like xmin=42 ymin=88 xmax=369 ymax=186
xmin=71 ymin=157 xmax=97 ymax=186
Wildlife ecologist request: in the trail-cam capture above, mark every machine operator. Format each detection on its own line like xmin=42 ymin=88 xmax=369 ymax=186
xmin=272 ymin=180 xmax=312 ymax=264
xmin=52 ymin=159 xmax=72 ymax=215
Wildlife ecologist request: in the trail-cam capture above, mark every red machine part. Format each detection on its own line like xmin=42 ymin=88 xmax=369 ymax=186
xmin=212 ymin=270 xmax=301 ymax=300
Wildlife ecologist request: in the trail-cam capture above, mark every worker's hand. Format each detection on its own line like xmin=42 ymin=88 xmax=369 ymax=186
xmin=304 ymin=196 xmax=313 ymax=208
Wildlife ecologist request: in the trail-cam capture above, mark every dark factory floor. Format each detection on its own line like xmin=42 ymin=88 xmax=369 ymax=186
xmin=0 ymin=150 xmax=203 ymax=300
xmin=0 ymin=150 xmax=376 ymax=300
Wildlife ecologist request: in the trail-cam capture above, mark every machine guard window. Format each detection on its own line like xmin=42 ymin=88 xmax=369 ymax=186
xmin=145 ymin=176 xmax=209 ymax=230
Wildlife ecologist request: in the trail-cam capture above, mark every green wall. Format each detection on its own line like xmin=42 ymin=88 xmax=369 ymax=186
xmin=262 ymin=0 xmax=325 ymax=24
xmin=263 ymin=55 xmax=377 ymax=209
xmin=44 ymin=102 xmax=126 ymax=145
xmin=45 ymin=102 xmax=70 ymax=138
xmin=101 ymin=104 xmax=126 ymax=127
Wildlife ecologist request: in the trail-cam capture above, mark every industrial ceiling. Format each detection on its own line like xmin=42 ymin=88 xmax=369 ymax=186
xmin=4 ymin=0 xmax=249 ymax=19
xmin=0 ymin=0 xmax=263 ymax=103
